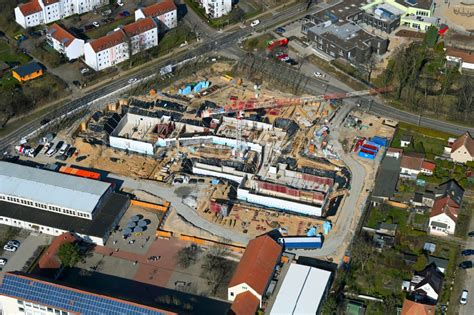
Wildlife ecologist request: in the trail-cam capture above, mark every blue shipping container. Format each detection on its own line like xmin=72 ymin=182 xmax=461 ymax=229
xmin=372 ymin=136 xmax=388 ymax=147
xmin=358 ymin=151 xmax=376 ymax=160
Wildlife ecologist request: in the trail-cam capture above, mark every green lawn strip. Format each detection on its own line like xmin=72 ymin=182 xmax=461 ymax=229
xmin=86 ymin=16 xmax=135 ymax=39
xmin=0 ymin=41 xmax=31 ymax=65
xmin=243 ymin=33 xmax=274 ymax=51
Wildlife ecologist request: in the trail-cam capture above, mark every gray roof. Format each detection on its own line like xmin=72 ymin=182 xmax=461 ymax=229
xmin=372 ymin=156 xmax=401 ymax=199
xmin=0 ymin=162 xmax=110 ymax=214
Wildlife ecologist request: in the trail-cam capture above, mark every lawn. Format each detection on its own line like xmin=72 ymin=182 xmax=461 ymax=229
xmin=243 ymin=33 xmax=274 ymax=51
xmin=0 ymin=41 xmax=30 ymax=65
xmin=86 ymin=16 xmax=135 ymax=39
xmin=391 ymin=122 xmax=455 ymax=159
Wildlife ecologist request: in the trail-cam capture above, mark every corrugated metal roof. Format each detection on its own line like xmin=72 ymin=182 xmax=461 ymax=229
xmin=270 ymin=264 xmax=331 ymax=314
xmin=0 ymin=162 xmax=110 ymax=214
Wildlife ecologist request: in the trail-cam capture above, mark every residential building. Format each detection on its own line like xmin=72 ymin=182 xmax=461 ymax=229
xmin=269 ymin=263 xmax=333 ymax=314
xmin=354 ymin=0 xmax=437 ymax=33
xmin=0 ymin=162 xmax=129 ymax=245
xmin=0 ymin=273 xmax=175 ymax=315
xmin=47 ymin=23 xmax=84 ymax=60
xmin=15 ymin=0 xmax=108 ymax=29
xmin=84 ymin=17 xmax=158 ymax=71
xmin=445 ymin=47 xmax=474 ymax=72
xmin=304 ymin=21 xmax=388 ymax=64
xmin=199 ymin=0 xmax=232 ymax=19
xmin=450 ymin=132 xmax=474 ymax=164
xmin=12 ymin=62 xmax=44 ymax=83
xmin=400 ymin=135 xmax=413 ymax=147
xmin=429 ymin=195 xmax=459 ymax=235
xmin=400 ymin=299 xmax=435 ymax=315
xmin=400 ymin=152 xmax=435 ymax=178
xmin=427 ymin=256 xmax=448 ymax=274
xmin=436 ymin=179 xmax=464 ymax=205
xmin=386 ymin=147 xmax=403 ymax=158
xmin=135 ymin=0 xmax=178 ymax=30
xmin=409 ymin=263 xmax=443 ymax=304
xmin=228 ymin=235 xmax=283 ymax=308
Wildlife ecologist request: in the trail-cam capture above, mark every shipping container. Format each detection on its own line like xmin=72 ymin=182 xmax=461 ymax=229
xmin=358 ymin=150 xmax=376 ymax=159
xmin=360 ymin=147 xmax=377 ymax=155
xmin=59 ymin=166 xmax=101 ymax=180
xmin=361 ymin=143 xmax=379 ymax=152
xmin=278 ymin=236 xmax=323 ymax=250
xmin=364 ymin=141 xmax=381 ymax=150
xmin=372 ymin=136 xmax=388 ymax=147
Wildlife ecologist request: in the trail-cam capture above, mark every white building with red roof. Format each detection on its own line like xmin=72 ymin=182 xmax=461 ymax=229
xmin=135 ymin=0 xmax=178 ymax=31
xmin=429 ymin=196 xmax=459 ymax=235
xmin=15 ymin=0 xmax=108 ymax=29
xmin=450 ymin=132 xmax=474 ymax=164
xmin=47 ymin=23 xmax=84 ymax=60
xmin=84 ymin=18 xmax=158 ymax=71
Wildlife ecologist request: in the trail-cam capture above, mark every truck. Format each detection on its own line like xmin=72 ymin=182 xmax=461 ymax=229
xmin=278 ymin=236 xmax=323 ymax=250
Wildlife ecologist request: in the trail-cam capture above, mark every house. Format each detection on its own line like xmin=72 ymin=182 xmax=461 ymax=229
xmin=199 ymin=0 xmax=232 ymax=19
xmin=450 ymin=132 xmax=474 ymax=164
xmin=401 ymin=135 xmax=413 ymax=147
xmin=445 ymin=47 xmax=474 ymax=72
xmin=228 ymin=235 xmax=283 ymax=308
xmin=429 ymin=195 xmax=459 ymax=235
xmin=15 ymin=0 xmax=108 ymax=29
xmin=412 ymin=191 xmax=435 ymax=209
xmin=420 ymin=161 xmax=435 ymax=176
xmin=12 ymin=62 xmax=44 ymax=83
xmin=409 ymin=263 xmax=443 ymax=303
xmin=386 ymin=147 xmax=403 ymax=158
xmin=135 ymin=0 xmax=177 ymax=31
xmin=422 ymin=191 xmax=435 ymax=207
xmin=423 ymin=242 xmax=436 ymax=254
xmin=400 ymin=299 xmax=435 ymax=315
xmin=436 ymin=179 xmax=464 ymax=206
xmin=412 ymin=192 xmax=424 ymax=207
xmin=84 ymin=18 xmax=158 ymax=71
xmin=400 ymin=152 xmax=424 ymax=178
xmin=47 ymin=24 xmax=84 ymax=60
xmin=427 ymin=256 xmax=448 ymax=274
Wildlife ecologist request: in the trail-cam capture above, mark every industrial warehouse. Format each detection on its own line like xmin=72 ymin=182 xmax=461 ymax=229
xmin=0 ymin=161 xmax=129 ymax=245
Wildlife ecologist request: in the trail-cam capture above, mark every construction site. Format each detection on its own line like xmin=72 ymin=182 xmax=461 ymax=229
xmin=20 ymin=59 xmax=391 ymax=249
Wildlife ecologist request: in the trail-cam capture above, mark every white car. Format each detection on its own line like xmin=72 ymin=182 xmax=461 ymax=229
xmin=117 ymin=0 xmax=124 ymax=6
xmin=7 ymin=240 xmax=20 ymax=248
xmin=0 ymin=258 xmax=7 ymax=266
xmin=250 ymin=19 xmax=260 ymax=27
xmin=92 ymin=21 xmax=100 ymax=28
xmin=80 ymin=68 xmax=90 ymax=74
xmin=314 ymin=71 xmax=323 ymax=78
xmin=3 ymin=245 xmax=17 ymax=252
xmin=461 ymin=289 xmax=469 ymax=305
xmin=128 ymin=78 xmax=138 ymax=84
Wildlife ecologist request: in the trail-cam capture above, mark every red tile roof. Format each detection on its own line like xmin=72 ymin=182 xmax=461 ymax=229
xmin=122 ymin=17 xmax=157 ymax=37
xmin=401 ymin=152 xmax=425 ymax=171
xmin=141 ymin=0 xmax=177 ymax=17
xmin=48 ymin=23 xmax=76 ymax=47
xmin=18 ymin=0 xmax=42 ymax=16
xmin=421 ymin=160 xmax=436 ymax=172
xmin=451 ymin=132 xmax=474 ymax=157
xmin=230 ymin=291 xmax=260 ymax=315
xmin=430 ymin=196 xmax=459 ymax=223
xmin=228 ymin=235 xmax=282 ymax=295
xmin=88 ymin=30 xmax=126 ymax=53
xmin=401 ymin=299 xmax=435 ymax=315
xmin=446 ymin=47 xmax=474 ymax=64
xmin=38 ymin=232 xmax=77 ymax=269
xmin=43 ymin=0 xmax=60 ymax=5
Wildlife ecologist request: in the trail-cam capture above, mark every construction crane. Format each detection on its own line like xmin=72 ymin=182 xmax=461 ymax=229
xmin=200 ymin=87 xmax=391 ymax=118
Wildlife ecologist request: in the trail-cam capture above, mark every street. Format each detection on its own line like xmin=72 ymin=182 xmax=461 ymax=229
xmin=459 ymin=222 xmax=474 ymax=315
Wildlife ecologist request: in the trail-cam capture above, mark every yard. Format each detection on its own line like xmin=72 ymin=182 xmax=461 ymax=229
xmin=242 ymin=33 xmax=275 ymax=51
xmin=0 ymin=40 xmax=31 ymax=89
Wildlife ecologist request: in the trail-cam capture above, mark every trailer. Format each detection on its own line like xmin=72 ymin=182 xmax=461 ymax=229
xmin=278 ymin=236 xmax=323 ymax=250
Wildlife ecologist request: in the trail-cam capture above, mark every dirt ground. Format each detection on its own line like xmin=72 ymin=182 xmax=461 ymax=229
xmin=73 ymin=139 xmax=158 ymax=178
xmin=438 ymin=0 xmax=474 ymax=31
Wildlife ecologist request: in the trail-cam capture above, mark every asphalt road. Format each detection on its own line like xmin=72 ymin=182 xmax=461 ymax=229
xmin=459 ymin=222 xmax=474 ymax=315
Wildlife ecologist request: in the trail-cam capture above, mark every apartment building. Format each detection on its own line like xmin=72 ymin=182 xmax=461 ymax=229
xmin=135 ymin=0 xmax=178 ymax=31
xmin=199 ymin=0 xmax=232 ymax=19
xmin=47 ymin=23 xmax=84 ymax=60
xmin=84 ymin=17 xmax=158 ymax=71
xmin=15 ymin=0 xmax=108 ymax=29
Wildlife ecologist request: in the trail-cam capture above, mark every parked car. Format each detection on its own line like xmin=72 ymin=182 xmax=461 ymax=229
xmin=314 ymin=71 xmax=323 ymax=77
xmin=468 ymin=231 xmax=474 ymax=237
xmin=58 ymin=144 xmax=70 ymax=156
xmin=119 ymin=10 xmax=130 ymax=17
xmin=0 ymin=258 xmax=7 ymax=266
xmin=55 ymin=141 xmax=64 ymax=151
xmin=3 ymin=245 xmax=17 ymax=252
xmin=55 ymin=154 xmax=67 ymax=161
xmin=75 ymin=155 xmax=87 ymax=162
xmin=7 ymin=240 xmax=20 ymax=248
xmin=66 ymin=147 xmax=76 ymax=158
xmin=461 ymin=290 xmax=469 ymax=305
xmin=80 ymin=68 xmax=90 ymax=74
xmin=92 ymin=21 xmax=100 ymax=28
xmin=117 ymin=0 xmax=124 ymax=6
xmin=275 ymin=27 xmax=286 ymax=34
xmin=459 ymin=261 xmax=473 ymax=269
xmin=250 ymin=19 xmax=260 ymax=27
xmin=40 ymin=118 xmax=51 ymax=125
xmin=128 ymin=78 xmax=138 ymax=84
xmin=46 ymin=146 xmax=56 ymax=157
xmin=84 ymin=24 xmax=95 ymax=31
xmin=462 ymin=249 xmax=474 ymax=256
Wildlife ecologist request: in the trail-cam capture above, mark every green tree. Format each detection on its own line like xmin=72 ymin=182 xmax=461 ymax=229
xmin=57 ymin=243 xmax=81 ymax=267
xmin=423 ymin=26 xmax=439 ymax=48
xmin=320 ymin=295 xmax=337 ymax=315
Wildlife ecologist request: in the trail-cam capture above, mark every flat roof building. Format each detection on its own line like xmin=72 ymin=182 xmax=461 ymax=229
xmin=269 ymin=263 xmax=333 ymax=314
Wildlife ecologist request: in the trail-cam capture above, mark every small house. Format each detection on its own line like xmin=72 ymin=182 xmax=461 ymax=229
xmin=12 ymin=62 xmax=44 ymax=83
xmin=386 ymin=147 xmax=403 ymax=159
xmin=400 ymin=135 xmax=413 ymax=148
xmin=450 ymin=132 xmax=474 ymax=164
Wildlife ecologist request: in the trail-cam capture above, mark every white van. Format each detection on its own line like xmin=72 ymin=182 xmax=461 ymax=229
xmin=251 ymin=19 xmax=260 ymax=27
xmin=460 ymin=289 xmax=468 ymax=305
xmin=58 ymin=143 xmax=69 ymax=156
xmin=46 ymin=147 xmax=56 ymax=157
